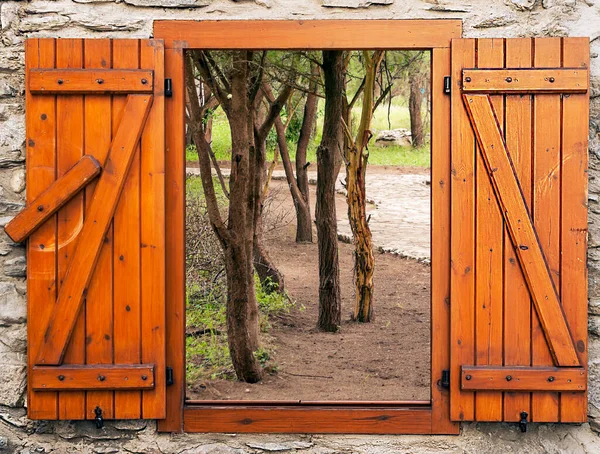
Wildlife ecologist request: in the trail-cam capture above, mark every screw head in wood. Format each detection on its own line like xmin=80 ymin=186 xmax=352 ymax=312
xmin=465 ymin=77 xmax=472 ymax=83
xmin=141 ymin=78 xmax=148 ymax=85
xmin=547 ymin=376 xmax=555 ymax=382
xmin=141 ymin=375 xmax=148 ymax=381
xmin=465 ymin=374 xmax=472 ymax=381
xmin=98 ymin=375 xmax=106 ymax=382
xmin=505 ymin=77 xmax=513 ymax=83
xmin=96 ymin=78 xmax=104 ymax=85
xmin=57 ymin=79 xmax=64 ymax=85
xmin=506 ymin=375 xmax=513 ymax=381
xmin=57 ymin=375 xmax=65 ymax=381
xmin=549 ymin=77 xmax=555 ymax=83
xmin=37 ymin=205 xmax=44 ymax=212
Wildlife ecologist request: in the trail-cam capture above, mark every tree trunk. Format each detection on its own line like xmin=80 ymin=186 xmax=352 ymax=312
xmin=409 ymin=69 xmax=425 ymax=148
xmin=344 ymin=51 xmax=382 ymax=323
xmin=316 ymin=50 xmax=345 ymax=332
xmin=186 ymin=52 xmax=262 ymax=382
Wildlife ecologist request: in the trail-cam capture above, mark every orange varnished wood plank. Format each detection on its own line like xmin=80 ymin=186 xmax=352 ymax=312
xmin=531 ymin=37 xmax=562 ymax=422
xmin=140 ymin=40 xmax=166 ymax=419
xmin=5 ymin=156 xmax=100 ymax=243
xmin=560 ymin=37 xmax=589 ymax=423
xmin=26 ymin=38 xmax=59 ymax=420
xmin=463 ymin=93 xmax=579 ymax=367
xmin=36 ymin=94 xmax=153 ymax=367
xmin=84 ymin=38 xmax=116 ymax=421
xmin=154 ymin=20 xmax=462 ymax=50
xmin=462 ymin=68 xmax=588 ymax=93
xmin=112 ymin=39 xmax=143 ymax=420
xmin=450 ymin=38 xmax=476 ymax=422
xmin=474 ymin=38 xmax=504 ymax=422
xmin=461 ymin=367 xmax=586 ymax=392
xmin=157 ymin=47 xmax=185 ymax=433
xmin=503 ymin=38 xmax=533 ymax=422
xmin=32 ymin=365 xmax=155 ymax=391
xmin=430 ymin=47 xmax=459 ymax=434
xmin=55 ymin=39 xmax=87 ymax=421
xmin=184 ymin=407 xmax=434 ymax=434
xmin=29 ymin=69 xmax=153 ymax=93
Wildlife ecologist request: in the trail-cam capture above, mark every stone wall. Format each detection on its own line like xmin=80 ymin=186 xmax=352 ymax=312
xmin=1 ymin=0 xmax=600 ymax=452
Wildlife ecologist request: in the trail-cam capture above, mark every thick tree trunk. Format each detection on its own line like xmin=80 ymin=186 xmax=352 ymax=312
xmin=316 ymin=50 xmax=345 ymax=332
xmin=186 ymin=52 xmax=262 ymax=382
xmin=409 ymin=69 xmax=425 ymax=148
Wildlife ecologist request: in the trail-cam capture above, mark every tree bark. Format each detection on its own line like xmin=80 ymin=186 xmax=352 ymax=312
xmin=344 ymin=51 xmax=383 ymax=323
xmin=186 ymin=52 xmax=262 ymax=383
xmin=316 ymin=51 xmax=345 ymax=332
xmin=409 ymin=68 xmax=425 ymax=148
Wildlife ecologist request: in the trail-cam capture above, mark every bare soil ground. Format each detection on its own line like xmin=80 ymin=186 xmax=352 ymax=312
xmin=187 ymin=176 xmax=431 ymax=402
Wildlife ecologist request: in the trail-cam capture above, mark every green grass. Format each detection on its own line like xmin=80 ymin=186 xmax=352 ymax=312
xmin=186 ymin=99 xmax=430 ymax=168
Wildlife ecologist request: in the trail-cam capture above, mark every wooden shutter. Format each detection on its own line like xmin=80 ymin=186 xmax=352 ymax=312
xmin=17 ymin=38 xmax=165 ymax=421
xmin=450 ymin=37 xmax=589 ymax=423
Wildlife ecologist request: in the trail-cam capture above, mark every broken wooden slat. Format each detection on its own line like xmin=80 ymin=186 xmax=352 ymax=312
xmin=462 ymin=68 xmax=588 ymax=93
xmin=461 ymin=366 xmax=586 ymax=392
xmin=462 ymin=93 xmax=579 ymax=367
xmin=29 ymin=69 xmax=154 ymax=94
xmin=5 ymin=156 xmax=101 ymax=243
xmin=32 ymin=364 xmax=155 ymax=391
xmin=35 ymin=94 xmax=153 ymax=366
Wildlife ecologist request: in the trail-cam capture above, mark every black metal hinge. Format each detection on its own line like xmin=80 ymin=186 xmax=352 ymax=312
xmin=441 ymin=369 xmax=450 ymax=389
xmin=519 ymin=411 xmax=529 ymax=433
xmin=166 ymin=366 xmax=174 ymax=386
xmin=165 ymin=78 xmax=173 ymax=97
xmin=94 ymin=406 xmax=104 ymax=429
xmin=444 ymin=76 xmax=451 ymax=95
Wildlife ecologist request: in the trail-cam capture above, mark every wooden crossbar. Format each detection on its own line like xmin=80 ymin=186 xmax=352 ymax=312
xmin=462 ymin=68 xmax=588 ymax=93
xmin=461 ymin=366 xmax=586 ymax=392
xmin=31 ymin=364 xmax=155 ymax=391
xmin=463 ymin=94 xmax=579 ymax=367
xmin=35 ymin=94 xmax=153 ymax=366
xmin=29 ymin=69 xmax=154 ymax=94
xmin=5 ymin=156 xmax=101 ymax=243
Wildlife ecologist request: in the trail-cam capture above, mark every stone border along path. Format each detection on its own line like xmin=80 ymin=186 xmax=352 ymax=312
xmin=187 ymin=167 xmax=431 ymax=262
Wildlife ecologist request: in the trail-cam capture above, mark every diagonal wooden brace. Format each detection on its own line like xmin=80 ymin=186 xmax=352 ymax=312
xmin=5 ymin=156 xmax=102 ymax=243
xmin=35 ymin=94 xmax=153 ymax=366
xmin=463 ymin=94 xmax=579 ymax=367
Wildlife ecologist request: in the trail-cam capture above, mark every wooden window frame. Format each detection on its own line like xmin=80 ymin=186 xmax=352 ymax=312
xmin=153 ymin=19 xmax=461 ymax=434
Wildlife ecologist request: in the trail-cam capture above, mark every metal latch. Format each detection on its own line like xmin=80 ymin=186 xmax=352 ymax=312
xmin=444 ymin=76 xmax=451 ymax=95
xmin=165 ymin=78 xmax=173 ymax=97
xmin=440 ymin=369 xmax=450 ymax=389
xmin=94 ymin=406 xmax=104 ymax=429
xmin=519 ymin=411 xmax=528 ymax=433
xmin=166 ymin=366 xmax=174 ymax=386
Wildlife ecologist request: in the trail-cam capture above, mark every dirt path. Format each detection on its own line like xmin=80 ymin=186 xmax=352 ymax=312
xmin=187 ymin=176 xmax=431 ymax=402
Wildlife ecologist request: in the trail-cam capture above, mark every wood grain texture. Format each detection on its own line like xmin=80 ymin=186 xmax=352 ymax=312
xmin=463 ymin=93 xmax=579 ymax=367
xmin=154 ymin=20 xmax=462 ymax=50
xmin=430 ymin=47 xmax=459 ymax=435
xmin=158 ymin=47 xmax=186 ymax=433
xmin=184 ymin=407 xmax=434 ymax=434
xmin=112 ymin=38 xmax=143 ymax=420
xmin=26 ymin=38 xmax=59 ymax=420
xmin=35 ymin=94 xmax=152 ymax=367
xmin=32 ymin=365 xmax=155 ymax=391
xmin=140 ymin=40 xmax=166 ymax=420
xmin=559 ymin=37 xmax=589 ymax=423
xmin=84 ymin=38 xmax=116 ymax=421
xmin=461 ymin=366 xmax=585 ymax=392
xmin=55 ymin=39 xmax=87 ymax=421
xmin=473 ymin=38 xmax=504 ymax=422
xmin=503 ymin=38 xmax=533 ymax=422
xmin=450 ymin=38 xmax=476 ymax=422
xmin=531 ymin=37 xmax=562 ymax=422
xmin=462 ymin=68 xmax=588 ymax=93
xmin=5 ymin=155 xmax=100 ymax=243
xmin=29 ymin=69 xmax=153 ymax=93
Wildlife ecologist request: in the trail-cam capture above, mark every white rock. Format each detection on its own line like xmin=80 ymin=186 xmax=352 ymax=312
xmin=0 ymin=282 xmax=26 ymax=324
xmin=10 ymin=168 xmax=25 ymax=194
xmin=375 ymin=128 xmax=412 ymax=147
xmin=0 ymin=364 xmax=26 ymax=407
xmin=322 ymin=0 xmax=393 ymax=8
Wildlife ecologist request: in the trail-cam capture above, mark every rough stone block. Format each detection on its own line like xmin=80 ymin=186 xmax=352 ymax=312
xmin=4 ymin=256 xmax=25 ymax=278
xmin=123 ymin=0 xmax=212 ymax=6
xmin=9 ymin=168 xmax=25 ymax=194
xmin=0 ymin=282 xmax=26 ymax=324
xmin=0 ymin=364 xmax=25 ymax=407
xmin=322 ymin=0 xmax=393 ymax=8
